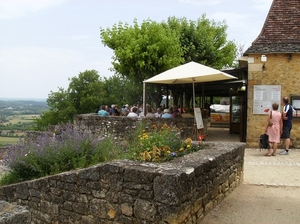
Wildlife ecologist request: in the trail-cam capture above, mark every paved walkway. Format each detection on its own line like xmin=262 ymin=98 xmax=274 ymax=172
xmin=201 ymin=148 xmax=300 ymax=224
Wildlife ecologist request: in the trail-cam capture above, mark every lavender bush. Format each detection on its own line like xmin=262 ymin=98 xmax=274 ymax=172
xmin=1 ymin=122 xmax=204 ymax=186
xmin=1 ymin=124 xmax=123 ymax=185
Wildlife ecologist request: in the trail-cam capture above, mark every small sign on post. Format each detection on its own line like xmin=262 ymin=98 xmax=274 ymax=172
xmin=194 ymin=108 xmax=204 ymax=129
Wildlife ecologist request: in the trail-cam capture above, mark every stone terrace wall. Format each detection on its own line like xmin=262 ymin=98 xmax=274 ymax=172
xmin=0 ymin=142 xmax=245 ymax=224
xmin=24 ymin=114 xmax=197 ymax=144
xmin=73 ymin=114 xmax=196 ymax=140
xmin=0 ymin=200 xmax=31 ymax=224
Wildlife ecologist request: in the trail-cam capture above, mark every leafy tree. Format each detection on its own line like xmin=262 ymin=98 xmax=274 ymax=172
xmin=166 ymin=15 xmax=237 ymax=69
xmin=100 ymin=19 xmax=183 ymax=106
xmin=100 ymin=16 xmax=237 ymax=107
xmin=68 ymin=70 xmax=106 ymax=114
xmin=103 ymin=75 xmax=142 ymax=106
xmin=34 ymin=70 xmax=106 ymax=130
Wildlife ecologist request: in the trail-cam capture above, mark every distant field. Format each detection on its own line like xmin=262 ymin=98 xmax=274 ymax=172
xmin=0 ymin=136 xmax=21 ymax=146
xmin=4 ymin=115 xmax=39 ymax=125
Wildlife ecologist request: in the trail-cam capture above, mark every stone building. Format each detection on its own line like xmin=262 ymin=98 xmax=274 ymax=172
xmin=244 ymin=0 xmax=300 ymax=147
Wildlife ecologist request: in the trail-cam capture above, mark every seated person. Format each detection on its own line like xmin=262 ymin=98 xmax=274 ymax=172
xmin=105 ymin=105 xmax=115 ymax=116
xmin=98 ymin=105 xmax=109 ymax=116
xmin=121 ymin=104 xmax=130 ymax=116
xmin=145 ymin=106 xmax=155 ymax=118
xmin=154 ymin=108 xmax=162 ymax=118
xmin=127 ymin=107 xmax=139 ymax=118
xmin=162 ymin=109 xmax=173 ymax=118
xmin=169 ymin=107 xmax=175 ymax=118
xmin=112 ymin=104 xmax=120 ymax=116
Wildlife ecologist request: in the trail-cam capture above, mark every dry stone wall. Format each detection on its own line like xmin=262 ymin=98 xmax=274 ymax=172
xmin=0 ymin=200 xmax=31 ymax=224
xmin=73 ymin=114 xmax=196 ymax=140
xmin=24 ymin=115 xmax=197 ymax=144
xmin=0 ymin=142 xmax=245 ymax=224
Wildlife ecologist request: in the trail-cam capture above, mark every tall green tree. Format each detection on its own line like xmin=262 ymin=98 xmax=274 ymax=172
xmin=100 ymin=16 xmax=237 ymax=107
xmin=100 ymin=19 xmax=183 ymax=106
xmin=166 ymin=15 xmax=237 ymax=69
xmin=34 ymin=70 xmax=106 ymax=130
xmin=67 ymin=70 xmax=105 ymax=114
xmin=165 ymin=15 xmax=237 ymax=106
xmin=103 ymin=75 xmax=141 ymax=106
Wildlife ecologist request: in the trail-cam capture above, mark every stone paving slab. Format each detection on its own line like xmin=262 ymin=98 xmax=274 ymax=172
xmin=244 ymin=148 xmax=300 ymax=187
xmin=201 ymin=148 xmax=300 ymax=224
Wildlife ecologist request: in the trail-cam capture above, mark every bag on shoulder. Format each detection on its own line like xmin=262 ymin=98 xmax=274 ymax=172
xmin=268 ymin=111 xmax=273 ymax=127
xmin=259 ymin=133 xmax=269 ymax=150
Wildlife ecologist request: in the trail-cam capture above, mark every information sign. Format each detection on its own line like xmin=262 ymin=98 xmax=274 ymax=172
xmin=253 ymin=85 xmax=281 ymax=114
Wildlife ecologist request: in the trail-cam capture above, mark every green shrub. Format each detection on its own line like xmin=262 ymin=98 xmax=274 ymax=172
xmin=1 ymin=122 xmax=203 ymax=186
xmin=1 ymin=124 xmax=123 ymax=185
xmin=126 ymin=122 xmax=203 ymax=162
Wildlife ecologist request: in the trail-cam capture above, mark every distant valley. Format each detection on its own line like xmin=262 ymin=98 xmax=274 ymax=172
xmin=0 ymin=99 xmax=49 ymax=146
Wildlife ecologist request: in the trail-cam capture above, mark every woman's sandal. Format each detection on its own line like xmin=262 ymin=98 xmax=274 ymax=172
xmin=271 ymin=153 xmax=276 ymax=156
xmin=264 ymin=153 xmax=271 ymax=157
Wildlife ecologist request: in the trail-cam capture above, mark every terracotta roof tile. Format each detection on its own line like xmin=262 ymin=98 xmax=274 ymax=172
xmin=245 ymin=0 xmax=300 ymax=54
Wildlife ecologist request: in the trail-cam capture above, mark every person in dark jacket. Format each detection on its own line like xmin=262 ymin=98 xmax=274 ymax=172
xmin=280 ymin=96 xmax=294 ymax=155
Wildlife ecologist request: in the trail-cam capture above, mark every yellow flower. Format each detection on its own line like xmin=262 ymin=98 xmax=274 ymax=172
xmin=144 ymin=151 xmax=151 ymax=161
xmin=153 ymin=146 xmax=159 ymax=155
xmin=163 ymin=145 xmax=170 ymax=151
xmin=185 ymin=138 xmax=192 ymax=145
xmin=179 ymin=147 xmax=184 ymax=152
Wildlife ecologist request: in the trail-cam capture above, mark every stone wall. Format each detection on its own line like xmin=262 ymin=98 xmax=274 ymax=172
xmin=0 ymin=142 xmax=245 ymax=224
xmin=24 ymin=115 xmax=198 ymax=144
xmin=246 ymin=53 xmax=300 ymax=148
xmin=73 ymin=114 xmax=197 ymax=140
xmin=0 ymin=200 xmax=31 ymax=224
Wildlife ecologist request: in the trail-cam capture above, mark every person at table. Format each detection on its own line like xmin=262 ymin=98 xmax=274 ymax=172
xmin=127 ymin=106 xmax=139 ymax=118
xmin=162 ymin=109 xmax=173 ymax=118
xmin=145 ymin=106 xmax=155 ymax=118
xmin=98 ymin=105 xmax=109 ymax=116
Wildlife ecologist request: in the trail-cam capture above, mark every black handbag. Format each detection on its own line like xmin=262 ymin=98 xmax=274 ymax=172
xmin=259 ymin=133 xmax=270 ymax=151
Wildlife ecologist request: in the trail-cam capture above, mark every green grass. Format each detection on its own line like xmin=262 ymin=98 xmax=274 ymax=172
xmin=0 ymin=136 xmax=21 ymax=146
xmin=3 ymin=115 xmax=38 ymax=125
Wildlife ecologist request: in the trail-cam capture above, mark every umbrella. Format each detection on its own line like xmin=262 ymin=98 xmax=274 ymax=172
xmin=143 ymin=61 xmax=237 ymax=109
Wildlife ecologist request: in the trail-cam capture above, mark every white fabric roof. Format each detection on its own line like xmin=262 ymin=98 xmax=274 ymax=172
xmin=144 ymin=61 xmax=237 ymax=84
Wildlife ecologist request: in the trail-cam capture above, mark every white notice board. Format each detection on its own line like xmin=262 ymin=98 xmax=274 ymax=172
xmin=194 ymin=108 xmax=204 ymax=129
xmin=253 ymin=85 xmax=281 ymax=114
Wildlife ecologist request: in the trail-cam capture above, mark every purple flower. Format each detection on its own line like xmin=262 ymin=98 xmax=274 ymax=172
xmin=170 ymin=152 xmax=177 ymax=157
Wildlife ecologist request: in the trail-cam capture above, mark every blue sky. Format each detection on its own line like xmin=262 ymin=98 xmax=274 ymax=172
xmin=0 ymin=0 xmax=273 ymax=99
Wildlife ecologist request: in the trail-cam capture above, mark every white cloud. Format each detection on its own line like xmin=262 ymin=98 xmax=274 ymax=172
xmin=179 ymin=0 xmax=222 ymax=6
xmin=0 ymin=0 xmax=68 ymax=19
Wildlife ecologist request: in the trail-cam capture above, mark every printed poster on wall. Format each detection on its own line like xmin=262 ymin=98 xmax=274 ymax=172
xmin=253 ymin=85 xmax=281 ymax=114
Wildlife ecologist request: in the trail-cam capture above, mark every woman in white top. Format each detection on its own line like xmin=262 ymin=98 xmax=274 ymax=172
xmin=127 ymin=107 xmax=139 ymax=118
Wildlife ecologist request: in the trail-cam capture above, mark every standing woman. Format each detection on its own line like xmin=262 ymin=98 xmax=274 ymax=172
xmin=264 ymin=103 xmax=283 ymax=156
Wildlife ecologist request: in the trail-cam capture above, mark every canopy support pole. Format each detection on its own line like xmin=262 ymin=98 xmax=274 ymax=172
xmin=166 ymin=85 xmax=169 ymax=108
xmin=193 ymin=82 xmax=195 ymax=109
xmin=143 ymin=82 xmax=146 ymax=116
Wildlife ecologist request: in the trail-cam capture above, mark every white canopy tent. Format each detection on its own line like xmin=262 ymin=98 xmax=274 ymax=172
xmin=142 ymin=61 xmax=238 ymax=112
